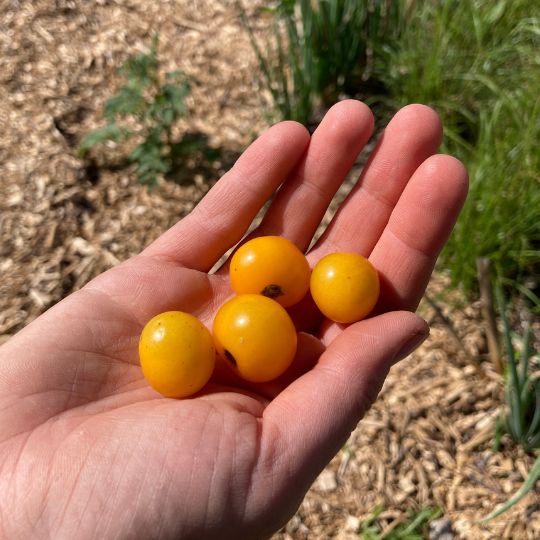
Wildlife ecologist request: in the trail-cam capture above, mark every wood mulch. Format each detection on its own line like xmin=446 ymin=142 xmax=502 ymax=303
xmin=1 ymin=1 xmax=538 ymax=538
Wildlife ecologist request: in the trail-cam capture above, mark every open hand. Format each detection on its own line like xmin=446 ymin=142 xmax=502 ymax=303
xmin=0 ymin=101 xmax=467 ymax=539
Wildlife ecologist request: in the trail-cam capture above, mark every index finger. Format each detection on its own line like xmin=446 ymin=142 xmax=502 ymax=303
xmin=143 ymin=121 xmax=310 ymax=272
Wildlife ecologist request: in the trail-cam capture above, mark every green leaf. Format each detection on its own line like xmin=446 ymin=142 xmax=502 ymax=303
xmin=161 ymin=107 xmax=175 ymax=128
xmin=486 ymin=1 xmax=507 ymax=25
xmin=391 ymin=506 xmax=441 ymax=538
xmin=163 ymin=81 xmax=190 ymax=112
xmin=105 ymin=86 xmax=148 ymax=120
xmin=520 ymin=321 xmax=533 ymax=382
xmin=526 ymin=384 xmax=540 ymax=442
xmin=277 ymin=0 xmax=295 ymax=16
xmin=493 ymin=415 xmax=505 ymax=452
xmin=118 ymin=41 xmax=159 ymax=89
xmin=129 ymin=127 xmax=171 ymax=186
xmin=145 ymin=78 xmax=190 ymax=128
xmin=78 ymin=124 xmax=132 ymax=156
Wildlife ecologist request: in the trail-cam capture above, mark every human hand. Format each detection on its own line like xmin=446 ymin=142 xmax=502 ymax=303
xmin=0 ymin=101 xmax=467 ymax=539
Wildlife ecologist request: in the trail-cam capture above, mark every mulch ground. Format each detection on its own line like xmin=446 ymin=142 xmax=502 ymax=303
xmin=1 ymin=1 xmax=538 ymax=538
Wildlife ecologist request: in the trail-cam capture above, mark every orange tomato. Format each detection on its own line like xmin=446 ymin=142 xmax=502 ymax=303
xmin=139 ymin=311 xmax=215 ymax=398
xmin=212 ymin=294 xmax=297 ymax=382
xmin=229 ymin=236 xmax=310 ymax=307
xmin=310 ymin=253 xmax=379 ymax=323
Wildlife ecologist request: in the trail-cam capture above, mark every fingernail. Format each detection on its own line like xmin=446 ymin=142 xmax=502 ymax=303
xmin=395 ymin=329 xmax=430 ymax=361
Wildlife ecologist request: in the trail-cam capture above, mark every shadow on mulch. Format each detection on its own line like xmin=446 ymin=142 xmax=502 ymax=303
xmin=66 ymin=129 xmax=240 ymax=189
xmin=166 ymin=132 xmax=241 ymax=187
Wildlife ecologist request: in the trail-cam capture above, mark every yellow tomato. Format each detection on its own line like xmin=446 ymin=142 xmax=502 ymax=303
xmin=229 ymin=236 xmax=310 ymax=308
xmin=139 ymin=311 xmax=215 ymax=398
xmin=310 ymin=253 xmax=380 ymax=323
xmin=212 ymin=294 xmax=297 ymax=383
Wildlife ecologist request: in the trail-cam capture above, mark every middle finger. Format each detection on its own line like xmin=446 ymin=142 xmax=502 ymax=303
xmin=309 ymin=104 xmax=443 ymax=261
xmin=249 ymin=99 xmax=374 ymax=251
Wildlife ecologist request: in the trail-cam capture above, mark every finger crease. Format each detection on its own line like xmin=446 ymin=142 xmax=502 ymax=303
xmin=387 ymin=227 xmax=433 ymax=261
xmin=358 ymin=184 xmax=397 ymax=211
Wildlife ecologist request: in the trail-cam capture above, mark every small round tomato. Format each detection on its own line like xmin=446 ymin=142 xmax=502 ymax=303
xmin=310 ymin=253 xmax=380 ymax=323
xmin=139 ymin=311 xmax=215 ymax=398
xmin=212 ymin=294 xmax=297 ymax=383
xmin=229 ymin=236 xmax=310 ymax=308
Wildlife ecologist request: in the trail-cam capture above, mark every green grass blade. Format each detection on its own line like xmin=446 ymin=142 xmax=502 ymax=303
xmin=360 ymin=504 xmax=385 ymax=530
xmin=528 ymin=435 xmax=540 ymax=449
xmin=493 ymin=414 xmax=505 ymax=452
xmin=497 ymin=284 xmax=519 ymax=387
xmin=240 ymin=12 xmax=280 ymax=107
xmin=496 ymin=283 xmax=527 ymax=440
xmin=520 ymin=321 xmax=533 ymax=382
xmin=526 ymin=384 xmax=540 ymax=442
xmin=480 ymin=453 xmax=540 ymax=522
xmin=397 ymin=507 xmax=441 ymax=536
xmin=78 ymin=124 xmax=132 ymax=156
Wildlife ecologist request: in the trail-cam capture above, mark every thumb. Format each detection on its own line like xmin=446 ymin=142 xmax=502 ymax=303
xmin=261 ymin=311 xmax=429 ymax=497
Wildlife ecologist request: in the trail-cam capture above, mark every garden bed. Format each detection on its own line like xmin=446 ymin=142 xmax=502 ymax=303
xmin=1 ymin=1 xmax=538 ymax=538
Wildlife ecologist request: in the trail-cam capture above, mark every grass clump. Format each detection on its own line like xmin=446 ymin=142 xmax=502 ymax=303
xmin=485 ymin=284 xmax=540 ymax=521
xmin=495 ymin=285 xmax=539 ymax=452
xmin=375 ymin=0 xmax=540 ymax=306
xmin=247 ymin=1 xmax=539 ymax=305
xmin=243 ymin=0 xmax=406 ymax=126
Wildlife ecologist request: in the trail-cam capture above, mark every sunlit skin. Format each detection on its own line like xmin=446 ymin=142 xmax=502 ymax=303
xmin=0 ymin=101 xmax=468 ymax=539
xmin=213 ymin=294 xmax=297 ymax=383
xmin=229 ymin=235 xmax=311 ymax=307
xmin=139 ymin=311 xmax=215 ymax=397
xmin=311 ymin=253 xmax=380 ymax=323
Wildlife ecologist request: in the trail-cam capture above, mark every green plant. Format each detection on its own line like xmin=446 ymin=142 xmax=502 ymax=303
xmin=359 ymin=505 xmax=442 ymax=540
xmin=441 ymin=86 xmax=540 ymax=309
xmin=496 ymin=285 xmax=539 ymax=452
xmin=375 ymin=1 xmax=540 ymax=304
xmin=243 ymin=0 xmax=406 ymax=126
xmin=486 ymin=284 xmax=540 ymax=521
xmin=79 ymin=35 xmax=191 ymax=186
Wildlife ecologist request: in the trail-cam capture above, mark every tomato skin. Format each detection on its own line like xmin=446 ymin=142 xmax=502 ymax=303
xmin=212 ymin=294 xmax=297 ymax=383
xmin=310 ymin=253 xmax=380 ymax=323
xmin=229 ymin=236 xmax=310 ymax=308
xmin=139 ymin=311 xmax=215 ymax=398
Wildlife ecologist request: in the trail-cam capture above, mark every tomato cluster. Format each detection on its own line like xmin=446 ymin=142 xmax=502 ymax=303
xmin=139 ymin=235 xmax=380 ymax=397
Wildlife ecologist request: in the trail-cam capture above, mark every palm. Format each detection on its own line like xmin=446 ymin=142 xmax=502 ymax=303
xmin=0 ymin=259 xmax=273 ymax=537
xmin=0 ymin=102 xmax=468 ymax=539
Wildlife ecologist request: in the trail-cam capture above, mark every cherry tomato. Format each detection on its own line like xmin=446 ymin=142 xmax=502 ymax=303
xmin=229 ymin=236 xmax=310 ymax=308
xmin=212 ymin=294 xmax=297 ymax=383
xmin=310 ymin=253 xmax=380 ymax=323
xmin=139 ymin=311 xmax=215 ymax=398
